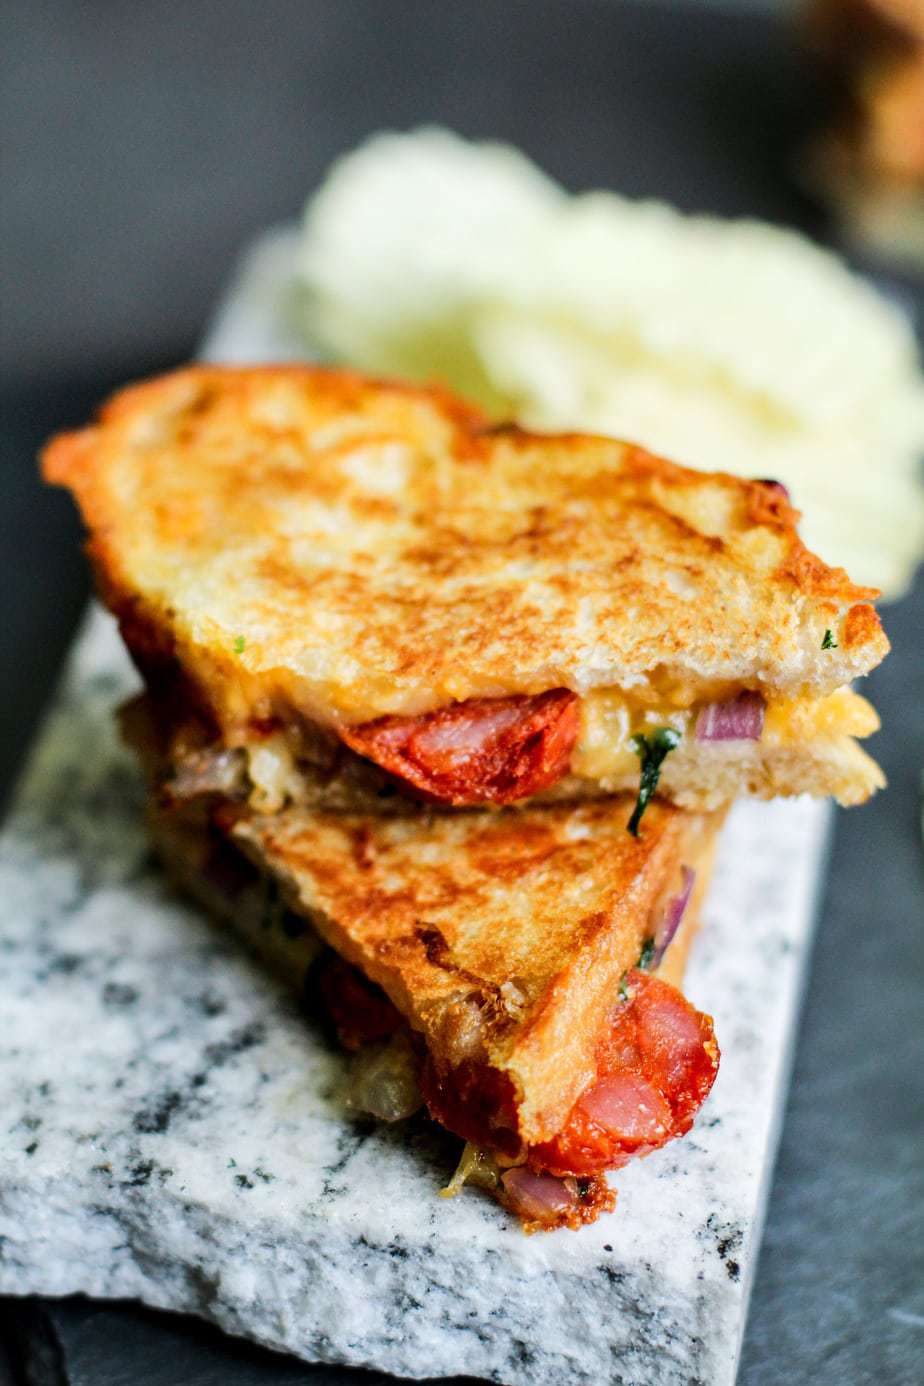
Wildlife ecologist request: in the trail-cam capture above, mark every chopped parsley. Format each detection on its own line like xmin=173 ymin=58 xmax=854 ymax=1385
xmin=821 ymin=629 xmax=837 ymax=650
xmin=638 ymin=937 xmax=656 ymax=970
xmin=627 ymin=727 xmax=682 ymax=837
xmin=233 ymin=635 xmax=246 ymax=654
xmin=618 ymin=976 xmax=630 ymax=1002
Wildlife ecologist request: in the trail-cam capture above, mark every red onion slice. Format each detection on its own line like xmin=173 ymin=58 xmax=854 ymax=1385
xmin=695 ymin=691 xmax=765 ymax=742
xmin=757 ymin=477 xmax=791 ymax=502
xmin=501 ymin=1166 xmax=578 ymax=1223
xmin=653 ymin=865 xmax=696 ymax=966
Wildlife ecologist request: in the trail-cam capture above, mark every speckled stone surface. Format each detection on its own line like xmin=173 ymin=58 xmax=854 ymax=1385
xmin=0 ymin=603 xmax=830 ymax=1386
xmin=0 ymin=239 xmax=833 ymax=1384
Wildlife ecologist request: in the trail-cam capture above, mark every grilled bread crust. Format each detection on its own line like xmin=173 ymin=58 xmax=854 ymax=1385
xmin=150 ymin=792 xmax=714 ymax=1147
xmin=43 ymin=365 xmax=889 ymax=737
xmin=221 ymin=794 xmax=721 ymax=1147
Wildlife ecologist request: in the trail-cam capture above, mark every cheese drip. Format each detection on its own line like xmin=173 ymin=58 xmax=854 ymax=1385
xmin=573 ymin=686 xmax=879 ymax=780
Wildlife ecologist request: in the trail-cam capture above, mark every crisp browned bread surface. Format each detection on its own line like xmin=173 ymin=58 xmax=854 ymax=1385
xmin=231 ymin=794 xmax=719 ymax=1147
xmin=43 ymin=364 xmax=887 ymax=716
xmin=151 ymin=786 xmax=720 ymax=1150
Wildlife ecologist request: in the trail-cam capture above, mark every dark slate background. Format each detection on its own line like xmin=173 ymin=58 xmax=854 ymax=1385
xmin=2 ymin=3 xmax=922 ymax=1383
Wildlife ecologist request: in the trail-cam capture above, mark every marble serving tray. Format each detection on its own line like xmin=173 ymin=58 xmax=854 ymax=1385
xmin=0 ymin=233 xmax=832 ymax=1386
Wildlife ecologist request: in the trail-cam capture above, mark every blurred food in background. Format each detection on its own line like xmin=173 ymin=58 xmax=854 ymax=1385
xmin=802 ymin=0 xmax=924 ymax=269
xmin=295 ymin=128 xmax=924 ymax=600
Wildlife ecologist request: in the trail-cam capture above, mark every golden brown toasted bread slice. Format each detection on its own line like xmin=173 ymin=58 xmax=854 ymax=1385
xmin=44 ymin=364 xmax=888 ymax=810
xmin=149 ymin=788 xmax=720 ymax=1229
xmin=172 ymin=793 xmax=720 ymax=1150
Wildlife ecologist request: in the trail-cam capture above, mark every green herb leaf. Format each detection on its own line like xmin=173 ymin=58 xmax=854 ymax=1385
xmin=638 ymin=937 xmax=656 ymax=970
xmin=233 ymin=635 xmax=246 ymax=654
xmin=627 ymin=727 xmax=682 ymax=836
xmin=821 ymin=628 xmax=837 ymax=650
xmin=618 ymin=976 xmax=630 ymax=1002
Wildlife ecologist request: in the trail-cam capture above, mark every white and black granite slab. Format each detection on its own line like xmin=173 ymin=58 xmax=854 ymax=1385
xmin=0 ymin=236 xmax=834 ymax=1385
xmin=0 ymin=607 xmax=831 ymax=1386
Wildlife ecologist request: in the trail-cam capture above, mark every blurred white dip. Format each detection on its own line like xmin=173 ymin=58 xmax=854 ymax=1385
xmin=296 ymin=127 xmax=924 ymax=599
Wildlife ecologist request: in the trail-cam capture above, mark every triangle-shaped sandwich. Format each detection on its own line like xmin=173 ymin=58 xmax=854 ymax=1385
xmin=147 ymin=781 xmax=723 ymax=1232
xmin=43 ymin=365 xmax=889 ymax=820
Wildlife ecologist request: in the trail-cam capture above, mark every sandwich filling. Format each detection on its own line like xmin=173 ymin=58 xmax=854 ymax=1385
xmin=338 ymin=680 xmax=879 ymax=805
xmin=145 ymin=669 xmax=882 ymax=820
xmin=341 ymin=688 xmax=581 ymax=804
xmin=320 ymin=950 xmax=718 ymax=1233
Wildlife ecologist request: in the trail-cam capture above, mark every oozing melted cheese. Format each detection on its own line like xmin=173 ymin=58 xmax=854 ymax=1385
xmin=572 ymin=685 xmax=878 ymax=780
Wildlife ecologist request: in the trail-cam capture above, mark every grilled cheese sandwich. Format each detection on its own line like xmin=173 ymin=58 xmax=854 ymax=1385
xmin=43 ymin=365 xmax=888 ymax=816
xmin=146 ymin=773 xmax=722 ymax=1231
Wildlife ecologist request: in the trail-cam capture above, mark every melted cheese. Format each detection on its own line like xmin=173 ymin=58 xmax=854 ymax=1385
xmin=573 ymin=685 xmax=878 ymax=780
xmin=246 ymin=734 xmax=304 ymax=812
xmin=762 ymin=688 xmax=879 ymax=743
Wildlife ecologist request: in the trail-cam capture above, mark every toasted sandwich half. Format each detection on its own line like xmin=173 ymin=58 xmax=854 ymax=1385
xmin=142 ymin=754 xmax=722 ymax=1231
xmin=44 ymin=365 xmax=887 ymax=821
